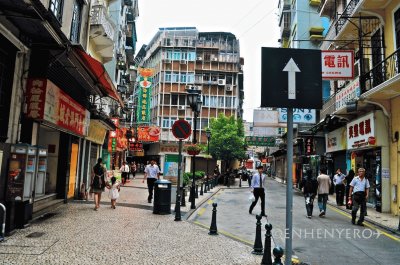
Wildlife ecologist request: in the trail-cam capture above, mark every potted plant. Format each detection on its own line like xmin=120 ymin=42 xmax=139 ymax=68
xmin=186 ymin=144 xmax=202 ymax=155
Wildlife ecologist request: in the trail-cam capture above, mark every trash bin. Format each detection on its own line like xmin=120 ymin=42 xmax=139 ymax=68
xmin=153 ymin=180 xmax=171 ymax=215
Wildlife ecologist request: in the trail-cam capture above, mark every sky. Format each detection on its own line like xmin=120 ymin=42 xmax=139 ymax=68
xmin=135 ymin=0 xmax=281 ymax=122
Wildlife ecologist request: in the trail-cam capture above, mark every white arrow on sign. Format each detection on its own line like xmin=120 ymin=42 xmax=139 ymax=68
xmin=283 ymin=58 xmax=301 ymax=100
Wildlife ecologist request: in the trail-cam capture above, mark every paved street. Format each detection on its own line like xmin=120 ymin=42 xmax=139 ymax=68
xmin=0 ymin=176 xmax=262 ymax=265
xmin=190 ymin=178 xmax=400 ymax=265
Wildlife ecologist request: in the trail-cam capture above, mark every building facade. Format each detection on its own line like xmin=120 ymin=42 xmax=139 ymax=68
xmin=135 ymin=27 xmax=244 ymax=175
xmin=0 ymin=0 xmax=137 ymax=232
xmin=318 ymin=0 xmax=400 ymax=215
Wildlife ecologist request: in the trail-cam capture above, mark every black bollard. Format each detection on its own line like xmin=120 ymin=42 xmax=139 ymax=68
xmin=204 ymin=180 xmax=208 ymax=193
xmin=252 ymin=214 xmax=263 ymax=255
xmin=261 ymin=223 xmax=273 ymax=265
xmin=209 ymin=203 xmax=218 ymax=235
xmin=227 ymin=175 xmax=231 ymax=188
xmin=181 ymin=187 xmax=186 ymax=207
xmin=200 ymin=182 xmax=204 ymax=196
xmin=174 ymin=191 xmax=181 ymax=221
xmin=195 ymin=184 xmax=199 ymax=198
xmin=272 ymin=246 xmax=284 ymax=265
xmin=188 ymin=185 xmax=192 ymax=202
xmin=239 ymin=175 xmax=242 ymax=187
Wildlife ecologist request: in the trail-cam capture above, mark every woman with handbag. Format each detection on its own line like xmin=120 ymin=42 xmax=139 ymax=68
xmin=91 ymin=158 xmax=107 ymax=211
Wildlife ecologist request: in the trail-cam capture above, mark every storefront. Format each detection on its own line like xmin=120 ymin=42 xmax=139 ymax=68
xmin=346 ymin=111 xmax=390 ymax=213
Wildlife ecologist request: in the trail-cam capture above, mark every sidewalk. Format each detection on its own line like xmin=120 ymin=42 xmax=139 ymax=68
xmin=272 ymin=176 xmax=400 ymax=234
xmin=0 ymin=174 xmax=262 ymax=265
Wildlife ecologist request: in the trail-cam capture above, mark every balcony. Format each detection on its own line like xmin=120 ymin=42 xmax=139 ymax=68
xmin=90 ymin=5 xmax=116 ymax=62
xmin=280 ymin=11 xmax=291 ymax=39
xmin=321 ymin=93 xmax=336 ymax=119
xmin=362 ymin=48 xmax=400 ymax=99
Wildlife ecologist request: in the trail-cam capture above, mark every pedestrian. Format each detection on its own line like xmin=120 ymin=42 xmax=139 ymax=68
xmin=345 ymin=169 xmax=355 ymax=209
xmin=249 ymin=165 xmax=267 ymax=217
xmin=130 ymin=161 xmax=137 ymax=179
xmin=120 ymin=161 xmax=129 ymax=185
xmin=348 ymin=167 xmax=370 ymax=226
xmin=91 ymin=158 xmax=106 ymax=211
xmin=317 ymin=166 xmax=331 ymax=217
xmin=301 ymin=169 xmax=318 ymax=218
xmin=333 ymin=168 xmax=346 ymax=206
xmin=107 ymin=176 xmax=120 ymax=209
xmin=142 ymin=159 xmax=160 ymax=203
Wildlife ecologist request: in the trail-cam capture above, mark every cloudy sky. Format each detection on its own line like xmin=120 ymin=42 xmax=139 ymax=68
xmin=135 ymin=0 xmax=281 ymax=122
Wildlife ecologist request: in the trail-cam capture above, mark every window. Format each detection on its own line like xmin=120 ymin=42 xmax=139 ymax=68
xmin=165 ymin=72 xmax=172 ymax=82
xmin=171 ymin=94 xmax=178 ymax=105
xmin=70 ymin=0 xmax=82 ymax=43
xmin=162 ymin=118 xmax=170 ymax=128
xmin=395 ymin=8 xmax=400 ymax=49
xmin=218 ymin=97 xmax=224 ymax=107
xmin=162 ymin=94 xmax=170 ymax=105
xmin=50 ymin=0 xmax=64 ymax=22
xmin=200 ymin=118 xmax=208 ymax=129
xmin=178 ymin=95 xmax=186 ymax=105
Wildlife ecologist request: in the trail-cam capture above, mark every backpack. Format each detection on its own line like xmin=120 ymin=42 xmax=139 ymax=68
xmin=92 ymin=163 xmax=104 ymax=189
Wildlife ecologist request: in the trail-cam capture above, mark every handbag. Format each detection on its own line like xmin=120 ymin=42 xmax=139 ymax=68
xmin=248 ymin=193 xmax=256 ymax=202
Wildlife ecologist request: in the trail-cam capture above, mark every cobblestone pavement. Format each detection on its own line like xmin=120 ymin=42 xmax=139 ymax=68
xmin=0 ymin=175 xmax=262 ymax=265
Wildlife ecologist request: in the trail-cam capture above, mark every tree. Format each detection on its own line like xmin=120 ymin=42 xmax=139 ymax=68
xmin=208 ymin=114 xmax=246 ymax=170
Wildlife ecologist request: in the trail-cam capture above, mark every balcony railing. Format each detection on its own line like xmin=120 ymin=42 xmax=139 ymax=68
xmin=321 ymin=93 xmax=336 ymax=119
xmin=364 ymin=48 xmax=400 ymax=92
xmin=90 ymin=5 xmax=115 ymax=43
xmin=335 ymin=0 xmax=361 ymax=35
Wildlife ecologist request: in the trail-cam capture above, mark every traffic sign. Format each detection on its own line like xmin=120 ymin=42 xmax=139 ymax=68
xmin=261 ymin=47 xmax=322 ymax=109
xmin=172 ymin=120 xmax=191 ymax=140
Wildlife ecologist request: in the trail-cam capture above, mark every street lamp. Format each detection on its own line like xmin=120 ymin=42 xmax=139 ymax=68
xmin=205 ymin=128 xmax=212 ymax=192
xmin=187 ymin=87 xmax=202 ymax=209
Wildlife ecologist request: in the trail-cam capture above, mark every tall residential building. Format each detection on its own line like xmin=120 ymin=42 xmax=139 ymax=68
xmin=135 ymin=27 xmax=244 ymax=172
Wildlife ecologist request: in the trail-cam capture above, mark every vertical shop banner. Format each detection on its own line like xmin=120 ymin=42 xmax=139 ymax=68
xmin=26 ymin=78 xmax=89 ymax=136
xmin=136 ymin=68 xmax=155 ymax=123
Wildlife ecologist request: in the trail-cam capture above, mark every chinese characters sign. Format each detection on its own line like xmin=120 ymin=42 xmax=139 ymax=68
xmin=245 ymin=136 xmax=276 ymax=147
xmin=136 ymin=75 xmax=153 ymax=123
xmin=26 ymin=79 xmax=89 ymax=136
xmin=346 ymin=113 xmax=375 ymax=149
xmin=322 ymin=50 xmax=354 ymax=80
xmin=335 ymin=79 xmax=360 ymax=110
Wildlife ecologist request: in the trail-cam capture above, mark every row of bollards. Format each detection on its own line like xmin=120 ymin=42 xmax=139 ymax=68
xmin=252 ymin=214 xmax=284 ymax=265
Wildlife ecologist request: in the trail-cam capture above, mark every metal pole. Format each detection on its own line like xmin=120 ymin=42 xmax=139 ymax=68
xmin=174 ymin=140 xmax=182 ymax=221
xmin=285 ymin=108 xmax=293 ymax=265
xmin=190 ymin=110 xmax=198 ymax=209
xmin=205 ymin=136 xmax=210 ymax=192
xmin=0 ymin=202 xmax=6 ymax=242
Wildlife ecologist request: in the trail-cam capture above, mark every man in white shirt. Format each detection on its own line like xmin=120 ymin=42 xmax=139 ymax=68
xmin=333 ymin=168 xmax=346 ymax=206
xmin=249 ymin=165 xmax=267 ymax=217
xmin=143 ymin=159 xmax=160 ymax=203
xmin=348 ymin=167 xmax=370 ymax=226
xmin=120 ymin=161 xmax=130 ymax=185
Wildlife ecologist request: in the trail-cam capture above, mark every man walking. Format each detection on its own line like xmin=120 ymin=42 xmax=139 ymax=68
xmin=249 ymin=165 xmax=267 ymax=217
xmin=142 ymin=159 xmax=160 ymax=203
xmin=333 ymin=168 xmax=346 ymax=206
xmin=301 ymin=169 xmax=318 ymax=218
xmin=317 ymin=166 xmax=331 ymax=217
xmin=120 ymin=161 xmax=130 ymax=185
xmin=348 ymin=167 xmax=370 ymax=226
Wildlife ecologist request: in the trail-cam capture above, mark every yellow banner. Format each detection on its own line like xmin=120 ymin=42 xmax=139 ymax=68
xmin=86 ymin=120 xmax=107 ymax=144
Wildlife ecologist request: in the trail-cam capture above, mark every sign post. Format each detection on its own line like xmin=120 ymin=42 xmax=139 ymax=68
xmin=171 ymin=120 xmax=192 ymax=221
xmin=261 ymin=47 xmax=322 ymax=265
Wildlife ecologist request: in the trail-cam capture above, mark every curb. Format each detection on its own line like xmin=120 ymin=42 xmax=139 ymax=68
xmin=183 ymin=186 xmax=222 ymax=220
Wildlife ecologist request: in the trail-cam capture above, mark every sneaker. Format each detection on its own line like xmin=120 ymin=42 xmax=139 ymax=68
xmin=319 ymin=211 xmax=325 ymax=217
xmin=307 ymin=216 xmax=311 ymax=219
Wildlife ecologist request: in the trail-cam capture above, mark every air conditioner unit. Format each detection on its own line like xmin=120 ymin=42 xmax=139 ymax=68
xmin=195 ymin=85 xmax=203 ymax=91
xmin=178 ymin=106 xmax=186 ymax=110
xmin=212 ymin=57 xmax=218 ymax=62
xmin=164 ymin=59 xmax=171 ymax=63
xmin=185 ymin=85 xmax=193 ymax=90
xmin=180 ymin=60 xmax=187 ymax=64
xmin=218 ymin=79 xmax=226 ymax=86
xmin=197 ymin=56 xmax=203 ymax=61
xmin=337 ymin=80 xmax=347 ymax=89
xmin=225 ymin=85 xmax=233 ymax=92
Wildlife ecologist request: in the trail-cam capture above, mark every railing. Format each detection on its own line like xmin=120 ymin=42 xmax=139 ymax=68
xmin=363 ymin=48 xmax=400 ymax=93
xmin=335 ymin=0 xmax=361 ymax=34
xmin=90 ymin=5 xmax=115 ymax=42
xmin=321 ymin=93 xmax=336 ymax=119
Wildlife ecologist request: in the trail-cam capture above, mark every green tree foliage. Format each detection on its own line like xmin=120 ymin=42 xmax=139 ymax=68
xmin=208 ymin=114 xmax=246 ymax=167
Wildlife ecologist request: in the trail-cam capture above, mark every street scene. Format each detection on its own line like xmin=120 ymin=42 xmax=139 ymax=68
xmin=1 ymin=0 xmax=400 ymax=265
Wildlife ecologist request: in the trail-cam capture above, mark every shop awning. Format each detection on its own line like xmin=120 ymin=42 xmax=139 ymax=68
xmin=75 ymin=47 xmax=124 ymax=107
